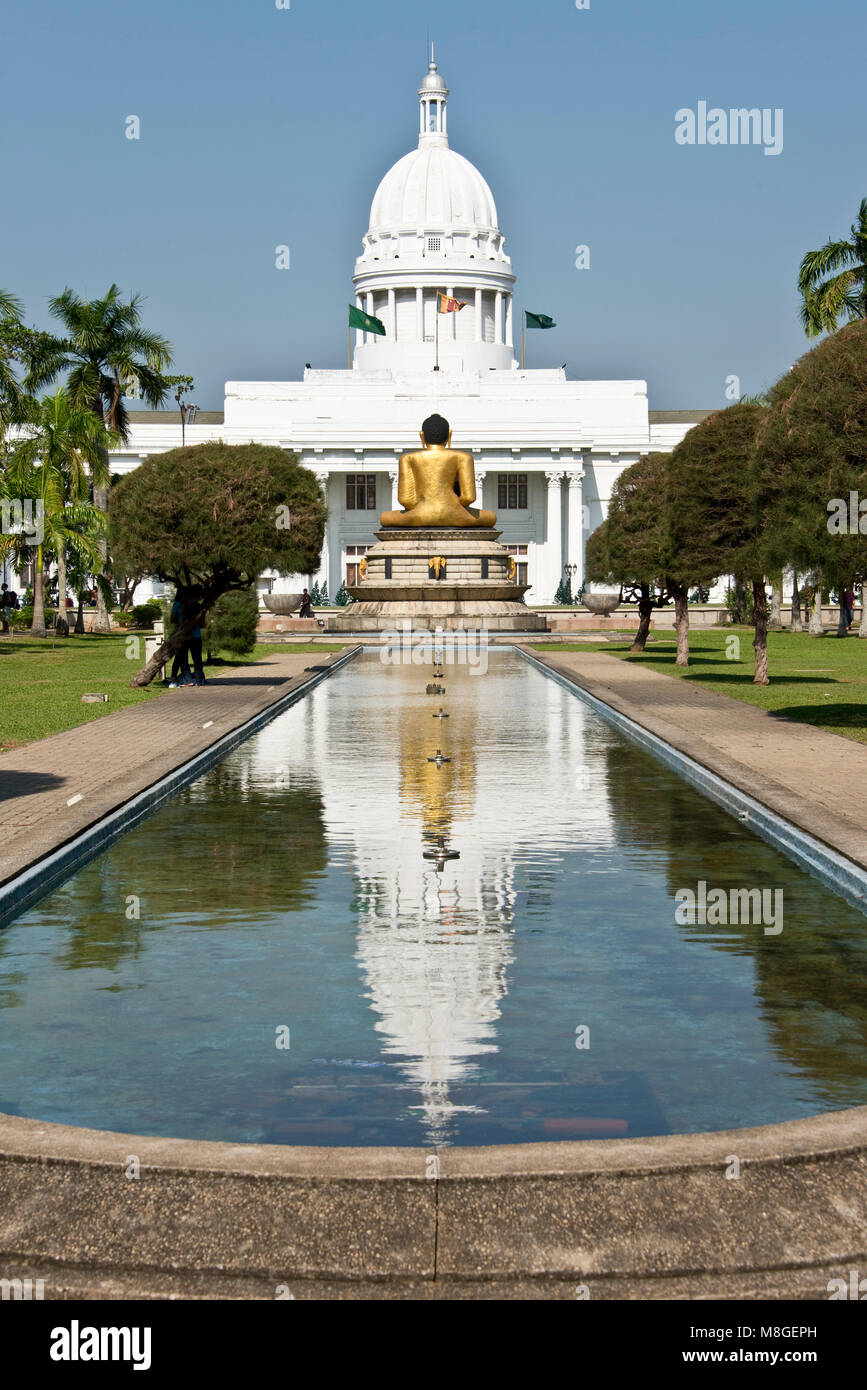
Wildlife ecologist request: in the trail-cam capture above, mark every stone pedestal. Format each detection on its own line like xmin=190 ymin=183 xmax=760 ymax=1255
xmin=327 ymin=528 xmax=548 ymax=632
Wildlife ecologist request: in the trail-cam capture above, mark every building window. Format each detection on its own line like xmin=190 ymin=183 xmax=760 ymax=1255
xmin=346 ymin=474 xmax=377 ymax=510
xmin=427 ymin=236 xmax=441 ymax=252
xmin=498 ymin=473 xmax=528 ymax=509
xmin=345 ymin=544 xmax=368 ymax=585
xmin=507 ymin=544 xmax=529 ymax=586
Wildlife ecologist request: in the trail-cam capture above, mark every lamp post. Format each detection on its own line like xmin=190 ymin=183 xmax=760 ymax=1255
xmin=563 ymin=562 xmax=578 ymax=606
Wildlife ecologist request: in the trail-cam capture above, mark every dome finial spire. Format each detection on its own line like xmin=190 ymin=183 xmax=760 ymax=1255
xmin=418 ymin=45 xmax=449 ymax=146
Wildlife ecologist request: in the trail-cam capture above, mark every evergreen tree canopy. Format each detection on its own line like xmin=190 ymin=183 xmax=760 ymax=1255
xmin=756 ymin=320 xmax=867 ymax=586
xmin=667 ymin=402 xmax=766 ymax=582
xmin=111 ymin=442 xmax=325 ymax=594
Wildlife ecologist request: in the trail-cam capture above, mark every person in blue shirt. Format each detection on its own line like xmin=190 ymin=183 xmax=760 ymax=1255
xmin=183 ymin=589 xmax=207 ymax=686
xmin=168 ymin=594 xmax=192 ymax=687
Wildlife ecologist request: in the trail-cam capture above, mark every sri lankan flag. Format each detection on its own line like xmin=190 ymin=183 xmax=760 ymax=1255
xmin=437 ymin=293 xmax=467 ymax=314
xmin=525 ymin=310 xmax=556 ymax=329
xmin=349 ymin=304 xmax=386 ymax=335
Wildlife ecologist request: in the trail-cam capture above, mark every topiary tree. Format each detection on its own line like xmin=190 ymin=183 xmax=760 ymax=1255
xmin=111 ymin=442 xmax=326 ymax=685
xmin=318 ymin=580 xmax=329 ymax=606
xmin=756 ymin=320 xmax=867 ymax=639
xmin=667 ymin=402 xmax=771 ymax=683
xmin=310 ymin=580 xmax=321 ymax=605
xmin=586 ymin=452 xmax=695 ymax=659
xmin=203 ymin=588 xmax=259 ymax=660
xmin=334 ymin=581 xmax=352 ymax=607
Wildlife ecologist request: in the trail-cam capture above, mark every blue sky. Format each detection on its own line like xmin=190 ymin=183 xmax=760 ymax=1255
xmin=1 ymin=0 xmax=864 ymax=408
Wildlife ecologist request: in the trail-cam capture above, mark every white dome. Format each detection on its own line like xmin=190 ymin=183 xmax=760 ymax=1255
xmin=369 ymin=145 xmax=499 ymax=234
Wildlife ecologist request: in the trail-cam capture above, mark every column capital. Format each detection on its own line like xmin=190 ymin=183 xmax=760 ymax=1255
xmin=314 ymin=471 xmax=329 ymax=487
xmin=475 ymin=468 xmax=487 ymax=482
xmin=388 ymin=467 xmax=399 ymax=482
xmin=566 ymin=469 xmax=585 ymax=485
xmin=545 ymin=469 xmax=565 ymax=485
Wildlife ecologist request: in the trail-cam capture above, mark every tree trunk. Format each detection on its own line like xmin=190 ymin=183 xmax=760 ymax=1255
xmin=752 ymin=577 xmax=770 ymax=685
xmin=55 ymin=547 xmax=69 ymax=636
xmin=92 ymin=479 xmax=112 ymax=632
xmin=89 ymin=413 xmax=113 ymax=633
xmin=74 ymin=592 xmax=85 ymax=635
xmin=860 ymin=585 xmax=867 ymax=638
xmin=808 ymin=586 xmax=825 ymax=636
xmin=30 ymin=546 xmax=47 ymax=638
xmin=836 ymin=602 xmax=849 ymax=638
xmin=130 ymin=603 xmax=208 ymax=688
xmin=630 ymin=586 xmax=654 ymax=652
xmin=769 ymin=574 xmax=783 ymax=629
xmin=674 ymin=587 xmax=689 ymax=666
xmin=790 ymin=574 xmax=803 ymax=632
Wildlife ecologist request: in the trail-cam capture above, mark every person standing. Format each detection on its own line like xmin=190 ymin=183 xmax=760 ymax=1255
xmin=299 ymin=588 xmax=313 ymax=619
xmin=184 ymin=590 xmax=207 ymax=686
xmin=168 ymin=591 xmax=192 ymax=687
xmin=843 ymin=585 xmax=856 ymax=632
xmin=1 ymin=583 xmax=19 ymax=634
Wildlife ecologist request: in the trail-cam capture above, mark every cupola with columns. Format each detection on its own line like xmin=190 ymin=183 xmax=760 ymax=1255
xmin=352 ymin=51 xmax=516 ymax=374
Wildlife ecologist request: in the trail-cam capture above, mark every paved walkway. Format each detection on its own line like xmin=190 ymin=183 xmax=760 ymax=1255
xmin=524 ymin=647 xmax=867 ymax=873
xmin=0 ymin=648 xmax=353 ymax=886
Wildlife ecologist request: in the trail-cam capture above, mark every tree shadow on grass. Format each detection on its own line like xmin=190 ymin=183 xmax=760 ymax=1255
xmin=626 ymin=653 xmax=733 ymax=667
xmin=769 ymin=704 xmax=867 ymax=732
xmin=685 ymin=673 xmax=842 ymax=686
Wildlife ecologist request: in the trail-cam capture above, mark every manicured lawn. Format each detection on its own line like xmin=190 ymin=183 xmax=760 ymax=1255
xmin=0 ymin=636 xmax=349 ymax=751
xmin=535 ymin=628 xmax=867 ymax=744
xmin=0 ymin=633 xmax=165 ymax=750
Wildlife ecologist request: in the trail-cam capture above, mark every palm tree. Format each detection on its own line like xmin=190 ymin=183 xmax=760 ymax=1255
xmin=26 ymin=285 xmax=172 ymax=632
xmin=9 ymin=389 xmax=113 ymax=632
xmin=1 ymin=441 xmax=104 ymax=638
xmin=0 ymin=290 xmax=27 ymax=448
xmin=798 ymin=197 xmax=867 ymax=337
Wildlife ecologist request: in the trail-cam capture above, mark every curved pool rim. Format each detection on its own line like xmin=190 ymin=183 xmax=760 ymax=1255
xmin=1 ymin=1103 xmax=865 ymax=1296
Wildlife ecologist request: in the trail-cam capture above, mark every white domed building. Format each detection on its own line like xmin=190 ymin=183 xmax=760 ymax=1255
xmin=111 ymin=56 xmax=710 ymax=609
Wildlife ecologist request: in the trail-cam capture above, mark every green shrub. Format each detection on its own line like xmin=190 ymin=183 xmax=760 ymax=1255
xmin=130 ymin=600 xmax=163 ymax=629
xmin=203 ymin=589 xmax=259 ymax=659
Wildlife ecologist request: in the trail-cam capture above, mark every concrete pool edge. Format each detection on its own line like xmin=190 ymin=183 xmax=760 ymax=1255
xmin=1 ymin=1105 xmax=865 ymax=1297
xmin=0 ymin=646 xmax=361 ymax=926
xmin=517 ymin=645 xmax=867 ymax=912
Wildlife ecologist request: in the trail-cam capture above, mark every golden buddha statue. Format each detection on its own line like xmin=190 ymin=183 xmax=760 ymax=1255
xmin=380 ymin=414 xmax=496 ymax=528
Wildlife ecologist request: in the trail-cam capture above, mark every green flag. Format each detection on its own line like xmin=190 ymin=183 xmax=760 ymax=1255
xmin=525 ymin=310 xmax=556 ymax=330
xmin=349 ymin=304 xmax=386 ymax=336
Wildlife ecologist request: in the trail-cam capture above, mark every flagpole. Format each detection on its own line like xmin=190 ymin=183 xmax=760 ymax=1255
xmin=521 ymin=310 xmax=525 ymax=370
xmin=347 ymin=324 xmax=351 ymax=370
xmin=435 ymin=296 xmax=440 ymax=371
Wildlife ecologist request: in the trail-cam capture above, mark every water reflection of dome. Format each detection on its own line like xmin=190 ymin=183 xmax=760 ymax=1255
xmin=252 ymin=653 xmax=616 ymax=1143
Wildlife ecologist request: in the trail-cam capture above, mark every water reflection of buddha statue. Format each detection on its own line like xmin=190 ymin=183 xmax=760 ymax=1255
xmin=380 ymin=413 xmax=496 ymax=528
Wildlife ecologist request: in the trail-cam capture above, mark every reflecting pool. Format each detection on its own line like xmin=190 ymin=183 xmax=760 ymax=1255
xmin=1 ymin=650 xmax=866 ymax=1147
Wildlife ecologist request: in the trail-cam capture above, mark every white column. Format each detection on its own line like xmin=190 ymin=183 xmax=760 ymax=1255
xmin=545 ymin=470 xmax=564 ymax=602
xmin=495 ymin=290 xmax=503 ymax=344
xmin=389 ymin=466 xmax=399 ymax=511
xmin=366 ymin=292 xmax=374 ymax=348
xmin=314 ymin=471 xmax=330 ymax=592
xmin=475 ymin=467 xmax=486 ymax=511
xmin=505 ymin=295 xmax=513 ymax=348
xmin=567 ymin=469 xmax=585 ymax=593
xmin=388 ymin=287 xmax=396 ymax=340
xmin=475 ymin=287 xmax=482 ymax=342
xmin=416 ymin=286 xmax=424 ymax=341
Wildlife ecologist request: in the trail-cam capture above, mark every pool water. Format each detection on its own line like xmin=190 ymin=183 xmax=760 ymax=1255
xmin=1 ymin=650 xmax=866 ymax=1147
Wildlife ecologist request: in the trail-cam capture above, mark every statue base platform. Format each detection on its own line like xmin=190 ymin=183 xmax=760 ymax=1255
xmin=327 ymin=528 xmax=549 ymax=632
